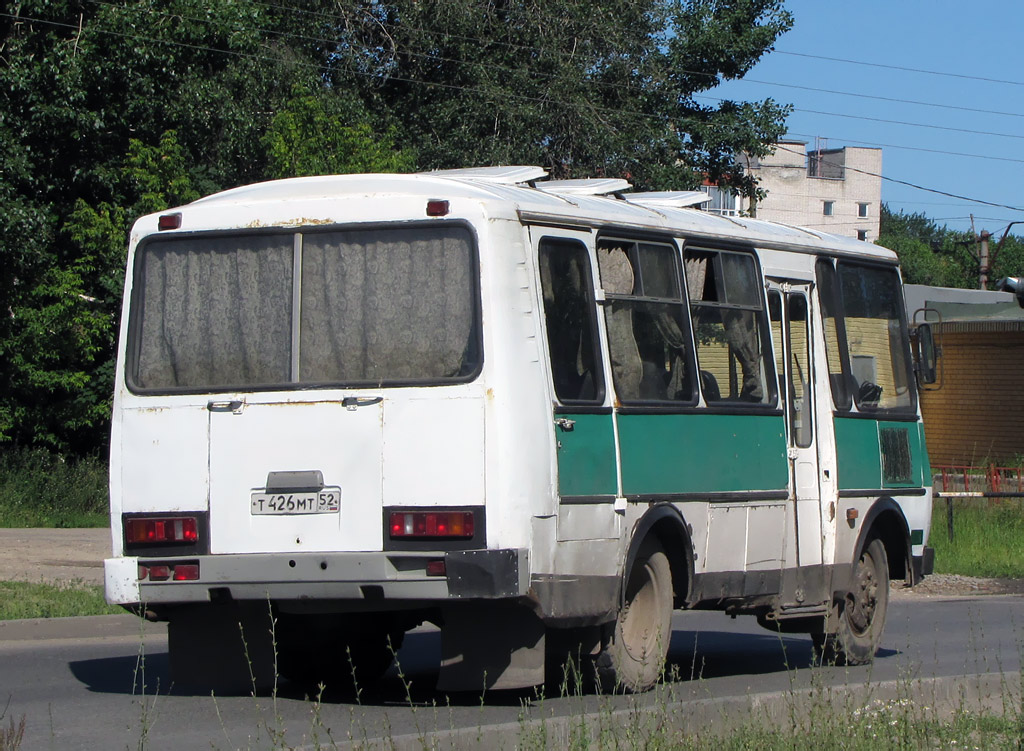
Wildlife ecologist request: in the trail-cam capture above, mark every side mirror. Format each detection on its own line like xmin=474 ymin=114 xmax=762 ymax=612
xmin=914 ymin=323 xmax=938 ymax=385
xmin=995 ymin=276 xmax=1024 ymax=308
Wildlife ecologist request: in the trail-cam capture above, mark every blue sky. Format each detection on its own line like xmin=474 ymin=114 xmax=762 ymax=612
xmin=711 ymin=0 xmax=1024 ymax=238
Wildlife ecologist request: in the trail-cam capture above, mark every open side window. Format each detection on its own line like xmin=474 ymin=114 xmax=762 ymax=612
xmin=537 ymin=238 xmax=605 ymax=405
xmin=684 ymin=248 xmax=777 ymax=407
xmin=596 ymin=236 xmax=696 ymax=405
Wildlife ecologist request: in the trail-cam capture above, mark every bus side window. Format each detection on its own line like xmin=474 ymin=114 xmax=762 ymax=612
xmin=685 ymin=249 xmax=776 ymax=405
xmin=538 ymin=239 xmax=605 ymax=404
xmin=836 ymin=262 xmax=916 ymax=412
xmin=596 ymin=237 xmax=695 ymax=404
xmin=815 ymin=259 xmax=853 ymax=410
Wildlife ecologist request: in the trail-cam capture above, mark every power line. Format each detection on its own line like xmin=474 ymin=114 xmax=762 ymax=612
xmin=733 ymin=78 xmax=1024 ymax=119
xmin=82 ymin=0 xmax=1024 ymax=126
xmin=0 ymin=11 xmax=781 ymax=141
xmin=697 ymin=95 xmax=1024 ymax=142
xmin=63 ymin=1 xmax=1024 ymax=133
xmin=785 ymin=132 xmax=1024 ymax=166
xmin=772 ymin=143 xmax=1024 ymax=213
xmin=774 ymin=50 xmax=1024 ymax=88
xmin=7 ymin=9 xmax=1021 ymax=219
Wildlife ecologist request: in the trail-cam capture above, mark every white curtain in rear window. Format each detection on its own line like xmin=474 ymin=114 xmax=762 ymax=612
xmin=135 ymin=235 xmax=293 ymax=389
xmin=299 ymin=227 xmax=475 ymax=382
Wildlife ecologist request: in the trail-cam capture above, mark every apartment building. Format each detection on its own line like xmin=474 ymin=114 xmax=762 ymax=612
xmin=703 ymin=139 xmax=883 ymax=242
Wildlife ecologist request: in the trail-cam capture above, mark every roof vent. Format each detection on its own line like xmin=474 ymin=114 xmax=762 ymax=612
xmin=536 ymin=178 xmax=632 ymax=196
xmin=422 ymin=166 xmax=548 ymax=184
xmin=621 ymin=191 xmax=713 ymax=209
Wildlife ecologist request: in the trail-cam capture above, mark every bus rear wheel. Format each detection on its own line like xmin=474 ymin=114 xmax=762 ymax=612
xmin=814 ymin=538 xmax=889 ymax=665
xmin=594 ymin=539 xmax=673 ymax=693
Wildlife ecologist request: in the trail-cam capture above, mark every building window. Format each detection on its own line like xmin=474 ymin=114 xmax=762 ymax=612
xmin=823 ymin=201 xmax=835 ymax=216
xmin=857 ymin=229 xmax=868 ymax=241
xmin=858 ymin=202 xmax=870 ymax=218
xmin=699 ymin=186 xmax=738 ymax=216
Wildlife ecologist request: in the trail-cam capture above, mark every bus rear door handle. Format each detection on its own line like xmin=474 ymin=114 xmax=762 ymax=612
xmin=207 ymin=400 xmax=243 ymax=414
xmin=342 ymin=396 xmax=383 ymax=411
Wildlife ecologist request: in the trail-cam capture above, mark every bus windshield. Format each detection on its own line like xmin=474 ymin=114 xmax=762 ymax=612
xmin=129 ymin=224 xmax=480 ymax=392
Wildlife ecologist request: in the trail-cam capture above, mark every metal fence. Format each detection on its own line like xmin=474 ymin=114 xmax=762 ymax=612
xmin=933 ymin=464 xmax=1024 ymax=541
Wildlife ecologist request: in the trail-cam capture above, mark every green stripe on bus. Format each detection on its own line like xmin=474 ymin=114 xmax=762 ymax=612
xmin=911 ymin=529 xmax=924 ymax=545
xmin=834 ymin=417 xmax=927 ymax=490
xmin=617 ymin=412 xmax=787 ymax=495
xmin=555 ymin=412 xmax=618 ymax=496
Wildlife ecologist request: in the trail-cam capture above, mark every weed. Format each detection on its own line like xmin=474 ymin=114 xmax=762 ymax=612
xmin=0 ymin=448 xmax=107 ymax=528
xmin=0 ymin=580 xmax=121 ymax=620
xmin=0 ymin=698 xmax=25 ymax=751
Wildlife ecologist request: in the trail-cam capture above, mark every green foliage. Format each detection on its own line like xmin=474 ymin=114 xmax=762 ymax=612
xmin=877 ymin=204 xmax=1024 ymax=288
xmin=930 ymin=499 xmax=1024 ymax=578
xmin=1 ymin=0 xmax=793 ymax=454
xmin=264 ymin=90 xmax=415 ymax=178
xmin=344 ymin=0 xmax=792 ymax=193
xmin=0 ymin=581 xmax=120 ymax=620
xmin=0 ymin=448 xmax=108 ymax=528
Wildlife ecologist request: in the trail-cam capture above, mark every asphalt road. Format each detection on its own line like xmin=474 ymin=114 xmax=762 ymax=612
xmin=1 ymin=595 xmax=1022 ymax=750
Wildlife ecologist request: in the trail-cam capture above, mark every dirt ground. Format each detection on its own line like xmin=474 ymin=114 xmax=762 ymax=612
xmin=0 ymin=528 xmax=1021 ymax=598
xmin=0 ymin=528 xmax=110 ymax=586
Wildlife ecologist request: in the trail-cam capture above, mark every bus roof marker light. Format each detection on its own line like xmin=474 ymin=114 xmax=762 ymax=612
xmin=158 ymin=213 xmax=182 ymax=230
xmin=426 ymin=200 xmax=450 ymax=217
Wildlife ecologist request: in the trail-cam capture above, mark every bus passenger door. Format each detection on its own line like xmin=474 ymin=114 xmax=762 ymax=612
xmin=534 ymin=234 xmax=619 ymax=511
xmin=769 ymin=283 xmax=823 ymax=569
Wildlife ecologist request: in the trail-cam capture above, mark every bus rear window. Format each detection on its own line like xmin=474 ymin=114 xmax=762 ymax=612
xmin=129 ymin=225 xmax=480 ymax=392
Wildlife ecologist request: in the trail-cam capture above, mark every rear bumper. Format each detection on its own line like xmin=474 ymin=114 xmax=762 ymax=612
xmin=105 ymin=548 xmax=528 ymax=606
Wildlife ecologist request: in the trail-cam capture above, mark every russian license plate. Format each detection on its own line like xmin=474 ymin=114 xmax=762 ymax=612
xmin=250 ymin=488 xmax=341 ymax=515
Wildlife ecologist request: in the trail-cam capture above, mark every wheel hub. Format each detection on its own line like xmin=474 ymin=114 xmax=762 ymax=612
xmin=847 ymin=553 xmax=878 ymax=634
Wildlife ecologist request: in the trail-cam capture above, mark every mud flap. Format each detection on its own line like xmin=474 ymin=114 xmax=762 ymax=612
xmin=168 ymin=602 xmax=277 ymax=694
xmin=437 ymin=600 xmax=545 ymax=691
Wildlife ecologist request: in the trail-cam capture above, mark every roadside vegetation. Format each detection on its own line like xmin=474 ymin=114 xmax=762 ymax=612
xmin=0 ymin=581 xmax=120 ymax=620
xmin=930 ymin=497 xmax=1024 ymax=579
xmin=0 ymin=448 xmax=107 ymax=528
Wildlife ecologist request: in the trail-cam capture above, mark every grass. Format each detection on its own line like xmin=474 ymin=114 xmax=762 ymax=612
xmin=930 ymin=497 xmax=1024 ymax=578
xmin=0 ymin=448 xmax=108 ymax=528
xmin=0 ymin=580 xmax=122 ymax=621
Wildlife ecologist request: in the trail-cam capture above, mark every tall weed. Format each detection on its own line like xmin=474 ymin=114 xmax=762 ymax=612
xmin=0 ymin=447 xmax=107 ymax=527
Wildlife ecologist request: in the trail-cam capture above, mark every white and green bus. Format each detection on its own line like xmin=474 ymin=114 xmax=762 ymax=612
xmin=104 ymin=166 xmax=935 ymax=693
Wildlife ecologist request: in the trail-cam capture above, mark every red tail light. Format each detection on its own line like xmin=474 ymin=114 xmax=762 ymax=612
xmin=138 ymin=562 xmax=200 ymax=581
xmin=389 ymin=511 xmax=474 ymax=539
xmin=426 ymin=199 xmax=450 ymax=217
xmin=125 ymin=516 xmax=198 ymax=545
xmin=172 ymin=564 xmax=200 ymax=581
xmin=158 ymin=213 xmax=182 ymax=230
xmin=148 ymin=565 xmax=170 ymax=581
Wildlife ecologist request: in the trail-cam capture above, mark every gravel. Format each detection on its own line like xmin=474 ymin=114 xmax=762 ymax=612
xmin=892 ymin=573 xmax=1024 ymax=599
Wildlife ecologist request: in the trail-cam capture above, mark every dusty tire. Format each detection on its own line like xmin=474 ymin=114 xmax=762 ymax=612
xmin=814 ymin=538 xmax=889 ymax=665
xmin=595 ymin=540 xmax=673 ymax=693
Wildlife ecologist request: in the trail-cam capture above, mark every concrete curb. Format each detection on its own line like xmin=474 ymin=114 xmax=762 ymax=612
xmin=0 ymin=613 xmax=166 ymax=642
xmin=316 ymin=671 xmax=1021 ymax=750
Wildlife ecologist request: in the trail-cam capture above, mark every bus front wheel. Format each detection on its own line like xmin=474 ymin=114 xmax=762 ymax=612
xmin=814 ymin=537 xmax=889 ymax=665
xmin=594 ymin=539 xmax=673 ymax=693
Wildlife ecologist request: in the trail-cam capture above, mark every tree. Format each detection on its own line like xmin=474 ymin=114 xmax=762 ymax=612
xmin=0 ymin=0 xmax=792 ymax=453
xmin=877 ymin=205 xmax=975 ymax=288
xmin=335 ymin=0 xmax=792 ymax=195
xmin=264 ymin=89 xmax=415 ymax=179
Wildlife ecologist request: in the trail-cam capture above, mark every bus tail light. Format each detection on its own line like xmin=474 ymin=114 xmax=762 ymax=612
xmin=426 ymin=199 xmax=450 ymax=217
xmin=125 ymin=516 xmax=199 ymax=545
xmin=138 ymin=562 xmax=199 ymax=581
xmin=172 ymin=564 xmax=200 ymax=581
xmin=389 ymin=511 xmax=474 ymax=539
xmin=158 ymin=213 xmax=182 ymax=230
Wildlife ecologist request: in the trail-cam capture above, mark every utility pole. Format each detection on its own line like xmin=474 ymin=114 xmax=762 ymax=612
xmin=979 ymin=229 xmax=991 ymax=290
